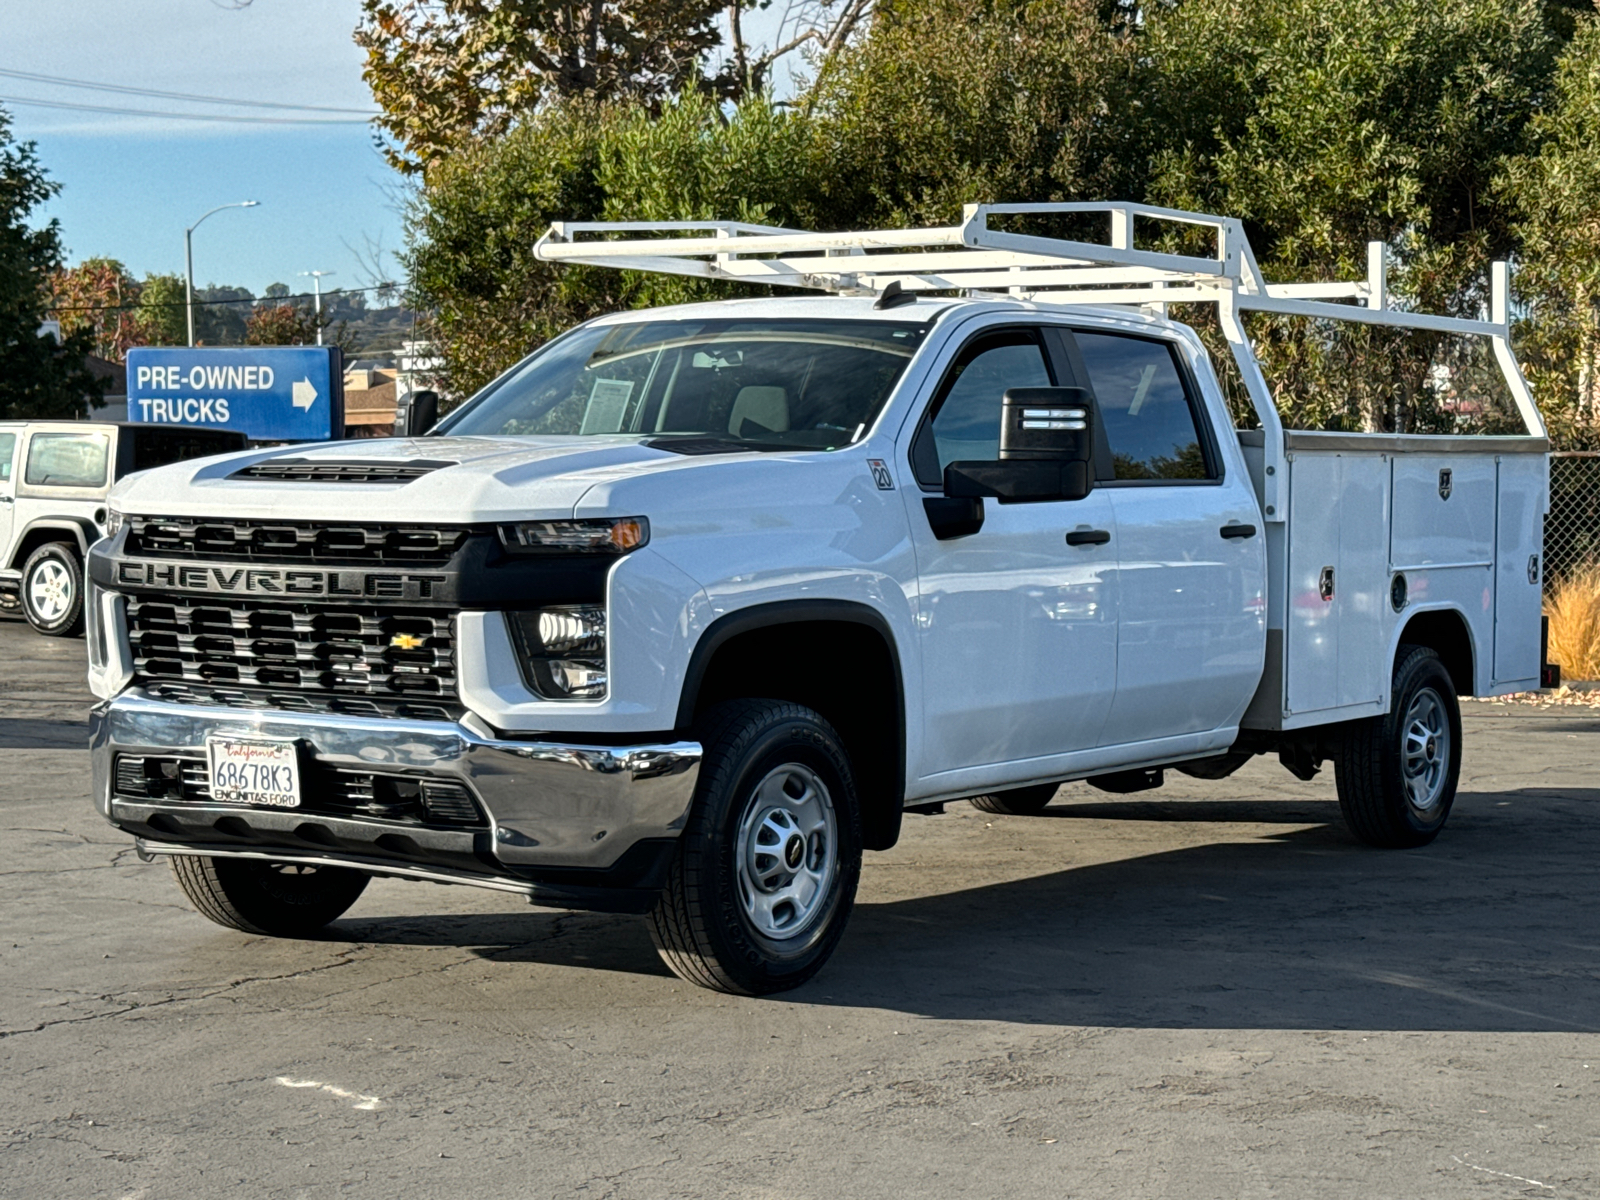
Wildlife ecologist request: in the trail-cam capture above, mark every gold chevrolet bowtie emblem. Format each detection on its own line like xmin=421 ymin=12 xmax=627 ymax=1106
xmin=390 ymin=633 xmax=425 ymax=651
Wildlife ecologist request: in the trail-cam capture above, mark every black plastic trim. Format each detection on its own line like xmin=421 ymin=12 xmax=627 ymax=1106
xmin=9 ymin=517 xmax=96 ymax=567
xmin=674 ymin=599 xmax=908 ymax=844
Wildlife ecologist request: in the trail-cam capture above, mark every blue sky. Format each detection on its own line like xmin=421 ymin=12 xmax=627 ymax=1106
xmin=6 ymin=0 xmax=407 ymax=297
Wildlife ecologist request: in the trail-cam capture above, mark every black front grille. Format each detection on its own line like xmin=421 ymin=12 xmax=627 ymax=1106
xmin=230 ymin=458 xmax=455 ymax=484
xmin=125 ymin=516 xmax=469 ymax=564
xmin=113 ymin=754 xmax=487 ymax=828
xmin=138 ymin=680 xmax=461 ymax=722
xmin=128 ymin=598 xmax=457 ymax=706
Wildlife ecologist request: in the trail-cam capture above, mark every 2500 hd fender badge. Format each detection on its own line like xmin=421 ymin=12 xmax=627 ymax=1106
xmin=114 ymin=559 xmax=449 ymax=602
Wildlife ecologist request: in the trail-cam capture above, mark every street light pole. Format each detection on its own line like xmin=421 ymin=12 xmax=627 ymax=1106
xmin=184 ymin=201 xmax=260 ymax=346
xmin=299 ymin=270 xmax=335 ymax=346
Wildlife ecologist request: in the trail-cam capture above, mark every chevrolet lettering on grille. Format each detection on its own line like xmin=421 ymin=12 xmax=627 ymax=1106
xmin=114 ymin=559 xmax=449 ymax=602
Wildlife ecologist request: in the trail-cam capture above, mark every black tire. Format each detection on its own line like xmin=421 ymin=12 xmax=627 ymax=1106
xmin=649 ymin=699 xmax=862 ymax=996
xmin=968 ymin=783 xmax=1059 ymax=815
xmin=1334 ymin=644 xmax=1462 ymax=848
xmin=21 ymin=542 xmax=84 ymax=637
xmin=169 ymin=855 xmax=369 ymax=937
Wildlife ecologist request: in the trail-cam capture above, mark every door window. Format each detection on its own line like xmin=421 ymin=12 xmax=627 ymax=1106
xmin=25 ymin=432 xmax=110 ymax=488
xmin=1075 ymin=332 xmax=1213 ymax=481
xmin=0 ymin=433 xmax=15 ymax=483
xmin=915 ymin=331 xmax=1053 ymax=485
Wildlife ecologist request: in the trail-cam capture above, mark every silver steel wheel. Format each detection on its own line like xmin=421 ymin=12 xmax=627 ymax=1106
xmin=28 ymin=559 xmax=73 ymax=622
xmin=1401 ymin=686 xmax=1450 ymax=812
xmin=735 ymin=763 xmax=839 ymax=942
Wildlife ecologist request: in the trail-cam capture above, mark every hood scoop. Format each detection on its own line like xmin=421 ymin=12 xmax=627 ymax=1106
xmin=230 ymin=458 xmax=457 ymax=484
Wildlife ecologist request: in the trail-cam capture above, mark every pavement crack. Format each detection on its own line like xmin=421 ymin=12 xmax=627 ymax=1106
xmin=0 ymin=953 xmax=361 ymax=1039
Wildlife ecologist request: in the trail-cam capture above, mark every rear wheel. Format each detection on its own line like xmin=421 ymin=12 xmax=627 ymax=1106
xmin=650 ymin=700 xmax=862 ymax=995
xmin=169 ymin=856 xmax=369 ymax=937
xmin=21 ymin=542 xmax=84 ymax=637
xmin=968 ymin=783 xmax=1059 ymax=816
xmin=1334 ymin=645 xmax=1462 ymax=848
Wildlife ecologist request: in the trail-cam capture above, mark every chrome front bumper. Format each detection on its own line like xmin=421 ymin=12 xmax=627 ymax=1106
xmin=91 ymin=694 xmax=702 ymax=901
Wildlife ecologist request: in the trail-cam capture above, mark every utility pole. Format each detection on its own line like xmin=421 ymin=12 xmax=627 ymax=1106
xmin=184 ymin=201 xmax=259 ymax=346
xmin=299 ymin=270 xmax=336 ymax=346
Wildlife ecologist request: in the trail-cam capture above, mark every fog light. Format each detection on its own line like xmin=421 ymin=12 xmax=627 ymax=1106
xmin=508 ymin=605 xmax=607 ymax=699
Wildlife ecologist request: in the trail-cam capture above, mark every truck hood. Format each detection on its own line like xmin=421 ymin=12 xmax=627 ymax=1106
xmin=110 ymin=435 xmax=738 ymax=523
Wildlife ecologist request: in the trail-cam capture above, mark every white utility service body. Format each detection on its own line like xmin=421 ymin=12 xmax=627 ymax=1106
xmin=85 ymin=203 xmax=1548 ymax=995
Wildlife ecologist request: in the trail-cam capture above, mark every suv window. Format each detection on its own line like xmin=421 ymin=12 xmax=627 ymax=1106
xmin=921 ymin=331 xmax=1053 ymax=480
xmin=1075 ymin=332 xmax=1212 ymax=481
xmin=25 ymin=432 xmax=110 ymax=488
xmin=0 ymin=433 xmax=15 ymax=483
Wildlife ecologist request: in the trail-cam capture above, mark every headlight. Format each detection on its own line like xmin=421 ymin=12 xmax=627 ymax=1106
xmin=507 ymin=605 xmax=607 ymax=699
xmin=499 ymin=517 xmax=648 ymax=554
xmin=104 ymin=507 xmax=125 ymax=536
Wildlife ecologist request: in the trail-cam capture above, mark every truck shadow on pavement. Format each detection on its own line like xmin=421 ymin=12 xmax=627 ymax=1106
xmin=335 ymin=787 xmax=1600 ymax=1031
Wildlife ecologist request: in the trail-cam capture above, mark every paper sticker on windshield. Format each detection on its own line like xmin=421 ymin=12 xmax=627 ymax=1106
xmin=868 ymin=459 xmax=894 ymax=490
xmin=580 ymin=379 xmax=634 ymax=434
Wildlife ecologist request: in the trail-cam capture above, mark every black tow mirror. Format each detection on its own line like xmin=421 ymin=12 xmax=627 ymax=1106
xmin=944 ymin=387 xmax=1095 ymax=503
xmin=396 ymin=388 xmax=439 ymax=437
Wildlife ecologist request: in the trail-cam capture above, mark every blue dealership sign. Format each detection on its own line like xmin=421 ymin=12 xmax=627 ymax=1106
xmin=126 ymin=346 xmax=345 ymax=441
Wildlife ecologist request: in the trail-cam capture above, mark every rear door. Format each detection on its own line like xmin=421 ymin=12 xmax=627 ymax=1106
xmin=1069 ymin=329 xmax=1266 ymax=747
xmin=905 ymin=323 xmax=1120 ymax=780
xmin=0 ymin=429 xmax=18 ymax=563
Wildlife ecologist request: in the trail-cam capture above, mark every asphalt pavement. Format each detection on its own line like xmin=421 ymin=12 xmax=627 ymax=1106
xmin=2 ymin=619 xmax=1597 ymax=1198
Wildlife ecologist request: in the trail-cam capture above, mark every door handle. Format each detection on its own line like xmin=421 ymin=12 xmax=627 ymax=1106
xmin=0 ymin=496 xmax=11 ymax=504
xmin=1220 ymin=523 xmax=1256 ymax=540
xmin=1065 ymin=528 xmax=1111 ymax=547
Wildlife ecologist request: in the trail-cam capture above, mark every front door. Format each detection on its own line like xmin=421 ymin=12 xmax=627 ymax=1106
xmin=1070 ymin=330 xmax=1266 ymax=747
xmin=906 ymin=325 xmax=1120 ymax=782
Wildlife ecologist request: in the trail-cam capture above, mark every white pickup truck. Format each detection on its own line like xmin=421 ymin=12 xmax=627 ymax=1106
xmin=86 ymin=204 xmax=1550 ymax=995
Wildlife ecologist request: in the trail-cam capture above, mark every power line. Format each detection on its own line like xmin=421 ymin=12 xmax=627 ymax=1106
xmin=50 ymin=284 xmax=405 ymax=314
xmin=0 ymin=95 xmax=374 ymax=125
xmin=0 ymin=66 xmax=379 ymax=114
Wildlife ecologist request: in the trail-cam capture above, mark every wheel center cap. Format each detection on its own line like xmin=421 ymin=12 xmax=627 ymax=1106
xmin=1426 ymin=738 xmax=1436 ymax=760
xmin=783 ymin=834 xmax=805 ymax=870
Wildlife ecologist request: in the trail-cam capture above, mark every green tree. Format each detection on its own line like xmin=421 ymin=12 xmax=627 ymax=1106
xmin=1500 ymin=15 xmax=1600 ymax=448
xmin=804 ymin=0 xmax=1142 ymax=228
xmin=0 ymin=107 xmax=102 ymax=418
xmin=136 ymin=273 xmax=187 ymax=346
xmin=1136 ymin=0 xmax=1560 ymax=433
xmin=245 ymin=302 xmax=319 ymax=345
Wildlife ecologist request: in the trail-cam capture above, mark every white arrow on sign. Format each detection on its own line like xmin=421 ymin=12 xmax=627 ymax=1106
xmin=291 ymin=377 xmax=318 ymax=411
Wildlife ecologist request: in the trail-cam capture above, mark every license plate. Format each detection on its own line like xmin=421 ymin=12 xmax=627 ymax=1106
xmin=207 ymin=737 xmax=302 ymax=808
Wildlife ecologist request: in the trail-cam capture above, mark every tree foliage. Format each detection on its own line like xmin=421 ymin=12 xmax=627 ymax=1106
xmin=1500 ymin=17 xmax=1600 ymax=448
xmin=398 ymin=0 xmax=1600 ymax=441
xmin=357 ymin=0 xmax=726 ymax=173
xmin=0 ymin=107 xmax=102 ymax=419
xmin=50 ymin=257 xmax=147 ymax=362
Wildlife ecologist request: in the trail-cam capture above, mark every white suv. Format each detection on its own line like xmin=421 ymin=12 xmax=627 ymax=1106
xmin=0 ymin=421 xmax=244 ymax=636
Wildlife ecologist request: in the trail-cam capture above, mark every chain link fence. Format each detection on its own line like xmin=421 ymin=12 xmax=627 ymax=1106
xmin=1546 ymin=453 xmax=1600 ymax=588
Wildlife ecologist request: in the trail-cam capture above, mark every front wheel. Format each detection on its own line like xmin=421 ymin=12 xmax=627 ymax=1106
xmin=1334 ymin=645 xmax=1462 ymax=848
xmin=169 ymin=855 xmax=369 ymax=937
xmin=650 ymin=700 xmax=862 ymax=996
xmin=22 ymin=542 xmax=84 ymax=637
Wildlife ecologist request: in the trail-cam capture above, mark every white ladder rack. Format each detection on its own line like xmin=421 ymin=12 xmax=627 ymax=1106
xmin=533 ymin=200 xmax=1546 ymax=519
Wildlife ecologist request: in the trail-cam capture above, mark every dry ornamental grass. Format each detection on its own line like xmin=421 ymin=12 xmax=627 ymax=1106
xmin=1544 ymin=561 xmax=1600 ymax=682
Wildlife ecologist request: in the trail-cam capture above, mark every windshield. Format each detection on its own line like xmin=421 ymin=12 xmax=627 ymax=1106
xmin=437 ymin=318 xmax=928 ymax=450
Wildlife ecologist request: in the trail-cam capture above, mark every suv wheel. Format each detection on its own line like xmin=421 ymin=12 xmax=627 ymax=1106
xmin=649 ymin=700 xmax=862 ymax=995
xmin=1334 ymin=644 xmax=1462 ymax=848
xmin=968 ymin=784 xmax=1059 ymax=815
xmin=22 ymin=542 xmax=84 ymax=637
xmin=169 ymin=856 xmax=370 ymax=937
